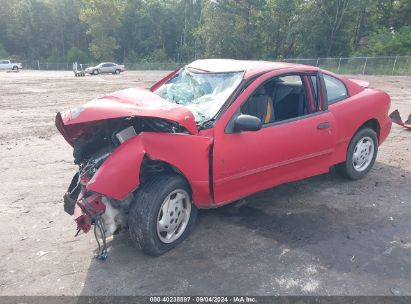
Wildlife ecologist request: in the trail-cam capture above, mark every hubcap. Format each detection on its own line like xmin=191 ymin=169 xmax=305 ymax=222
xmin=352 ymin=136 xmax=374 ymax=172
xmin=156 ymin=189 xmax=191 ymax=244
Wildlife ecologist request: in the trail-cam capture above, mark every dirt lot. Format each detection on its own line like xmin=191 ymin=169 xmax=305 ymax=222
xmin=0 ymin=71 xmax=410 ymax=296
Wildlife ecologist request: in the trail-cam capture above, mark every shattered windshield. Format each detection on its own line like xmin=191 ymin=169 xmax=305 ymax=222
xmin=154 ymin=68 xmax=244 ymax=123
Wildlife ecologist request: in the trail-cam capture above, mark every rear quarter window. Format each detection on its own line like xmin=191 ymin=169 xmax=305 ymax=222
xmin=323 ymin=74 xmax=348 ymax=104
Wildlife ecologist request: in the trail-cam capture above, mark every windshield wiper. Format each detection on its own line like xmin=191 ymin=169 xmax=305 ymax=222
xmin=198 ymin=117 xmax=216 ymax=129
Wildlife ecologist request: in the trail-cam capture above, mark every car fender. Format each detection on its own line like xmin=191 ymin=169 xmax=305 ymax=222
xmin=86 ymin=132 xmax=213 ymax=207
xmin=86 ymin=135 xmax=145 ymax=200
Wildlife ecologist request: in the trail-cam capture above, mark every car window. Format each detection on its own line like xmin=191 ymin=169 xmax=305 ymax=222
xmin=323 ymin=74 xmax=348 ymax=103
xmin=241 ymin=74 xmax=313 ymax=125
xmin=154 ymin=69 xmax=243 ymax=123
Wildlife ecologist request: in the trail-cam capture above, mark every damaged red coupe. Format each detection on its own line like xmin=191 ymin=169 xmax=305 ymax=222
xmin=56 ymin=59 xmax=392 ymax=258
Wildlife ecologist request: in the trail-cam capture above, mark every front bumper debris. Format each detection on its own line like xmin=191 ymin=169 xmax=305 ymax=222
xmin=64 ymin=172 xmax=80 ymax=216
xmin=64 ymin=192 xmax=76 ymax=216
xmin=76 ymin=193 xmax=106 ymax=233
xmin=390 ymin=109 xmax=411 ymax=130
xmin=63 ymin=172 xmax=109 ymax=260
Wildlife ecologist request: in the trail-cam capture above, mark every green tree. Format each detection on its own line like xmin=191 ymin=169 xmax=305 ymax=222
xmin=0 ymin=0 xmax=410 ymax=63
xmin=80 ymin=0 xmax=125 ymax=61
xmin=194 ymin=0 xmax=264 ymax=59
xmin=118 ymin=0 xmax=181 ymax=62
xmin=0 ymin=43 xmax=9 ymax=58
xmin=258 ymin=0 xmax=301 ymax=58
xmin=392 ymin=0 xmax=411 ymax=29
xmin=356 ymin=26 xmax=411 ymax=56
xmin=48 ymin=0 xmax=88 ymax=59
xmin=6 ymin=0 xmax=54 ymax=59
xmin=67 ymin=46 xmax=89 ymax=62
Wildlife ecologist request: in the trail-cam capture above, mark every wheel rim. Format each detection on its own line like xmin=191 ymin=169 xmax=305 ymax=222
xmin=156 ymin=189 xmax=191 ymax=244
xmin=352 ymin=136 xmax=375 ymax=172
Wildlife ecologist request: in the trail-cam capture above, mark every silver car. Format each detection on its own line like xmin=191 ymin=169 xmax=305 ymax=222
xmin=85 ymin=62 xmax=125 ymax=75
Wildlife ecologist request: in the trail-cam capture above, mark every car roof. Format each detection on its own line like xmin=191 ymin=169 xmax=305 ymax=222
xmin=187 ymin=59 xmax=318 ymax=79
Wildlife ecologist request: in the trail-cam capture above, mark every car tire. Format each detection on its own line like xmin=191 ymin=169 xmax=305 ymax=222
xmin=93 ymin=69 xmax=99 ymax=75
xmin=115 ymin=69 xmax=120 ymax=74
xmin=12 ymin=66 xmax=19 ymax=71
xmin=336 ymin=127 xmax=378 ymax=180
xmin=129 ymin=173 xmax=198 ymax=256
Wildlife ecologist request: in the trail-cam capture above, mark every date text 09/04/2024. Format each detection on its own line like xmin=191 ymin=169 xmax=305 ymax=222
xmin=149 ymin=296 xmax=257 ymax=303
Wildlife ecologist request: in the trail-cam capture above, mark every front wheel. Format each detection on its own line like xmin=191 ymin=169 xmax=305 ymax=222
xmin=12 ymin=66 xmax=19 ymax=71
xmin=336 ymin=127 xmax=378 ymax=180
xmin=129 ymin=174 xmax=197 ymax=256
xmin=115 ymin=69 xmax=120 ymax=74
xmin=93 ymin=69 xmax=99 ymax=75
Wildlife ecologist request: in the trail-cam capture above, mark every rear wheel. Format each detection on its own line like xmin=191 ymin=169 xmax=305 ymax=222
xmin=129 ymin=174 xmax=197 ymax=256
xmin=336 ymin=127 xmax=378 ymax=180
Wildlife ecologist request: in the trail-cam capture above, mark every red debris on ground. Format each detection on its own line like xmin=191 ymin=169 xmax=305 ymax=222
xmin=390 ymin=109 xmax=411 ymax=130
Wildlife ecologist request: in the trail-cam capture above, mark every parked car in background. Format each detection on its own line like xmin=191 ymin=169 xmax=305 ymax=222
xmin=56 ymin=59 xmax=392 ymax=258
xmin=85 ymin=62 xmax=125 ymax=75
xmin=0 ymin=60 xmax=22 ymax=70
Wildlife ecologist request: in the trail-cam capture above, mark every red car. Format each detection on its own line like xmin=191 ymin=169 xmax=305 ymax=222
xmin=56 ymin=59 xmax=392 ymax=258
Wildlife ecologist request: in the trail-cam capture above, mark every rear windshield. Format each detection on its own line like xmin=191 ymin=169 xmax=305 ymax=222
xmin=154 ymin=68 xmax=243 ymax=123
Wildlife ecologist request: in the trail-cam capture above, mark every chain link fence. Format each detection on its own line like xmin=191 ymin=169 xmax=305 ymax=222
xmin=284 ymin=56 xmax=411 ymax=75
xmin=20 ymin=61 xmax=182 ymax=71
xmin=20 ymin=56 xmax=411 ymax=75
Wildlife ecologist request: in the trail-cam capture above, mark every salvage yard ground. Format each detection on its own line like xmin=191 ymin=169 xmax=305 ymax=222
xmin=0 ymin=71 xmax=410 ymax=296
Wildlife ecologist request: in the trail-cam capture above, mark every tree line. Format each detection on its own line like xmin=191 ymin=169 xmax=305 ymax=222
xmin=0 ymin=0 xmax=410 ymax=63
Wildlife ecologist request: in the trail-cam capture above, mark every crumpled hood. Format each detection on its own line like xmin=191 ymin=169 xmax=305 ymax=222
xmin=56 ymin=87 xmax=198 ymax=135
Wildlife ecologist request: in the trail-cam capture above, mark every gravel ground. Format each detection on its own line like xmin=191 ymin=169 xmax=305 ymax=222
xmin=0 ymin=71 xmax=410 ymax=296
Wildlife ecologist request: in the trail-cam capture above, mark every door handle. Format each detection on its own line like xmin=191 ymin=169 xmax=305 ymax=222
xmin=317 ymin=122 xmax=330 ymax=129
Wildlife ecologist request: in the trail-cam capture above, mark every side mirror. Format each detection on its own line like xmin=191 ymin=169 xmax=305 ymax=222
xmin=233 ymin=114 xmax=262 ymax=132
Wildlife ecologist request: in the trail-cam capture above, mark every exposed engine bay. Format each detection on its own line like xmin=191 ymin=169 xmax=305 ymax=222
xmin=63 ymin=116 xmax=188 ymax=259
xmin=72 ymin=116 xmax=188 ymax=164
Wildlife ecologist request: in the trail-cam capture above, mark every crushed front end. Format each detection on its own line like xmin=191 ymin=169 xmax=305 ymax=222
xmin=56 ymin=87 xmax=198 ymax=259
xmin=63 ymin=146 xmax=132 ymax=260
xmin=58 ymin=117 xmax=186 ymax=259
xmin=59 ymin=123 xmax=174 ymax=258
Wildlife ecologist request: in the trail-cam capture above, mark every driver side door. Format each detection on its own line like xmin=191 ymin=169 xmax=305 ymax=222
xmin=212 ymin=71 xmax=336 ymax=205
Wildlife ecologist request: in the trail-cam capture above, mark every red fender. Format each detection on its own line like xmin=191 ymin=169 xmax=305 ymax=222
xmin=86 ymin=136 xmax=145 ymax=199
xmin=86 ymin=132 xmax=213 ymax=207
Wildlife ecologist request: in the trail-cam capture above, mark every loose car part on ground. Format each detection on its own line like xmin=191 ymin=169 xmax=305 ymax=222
xmin=390 ymin=109 xmax=411 ymax=130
